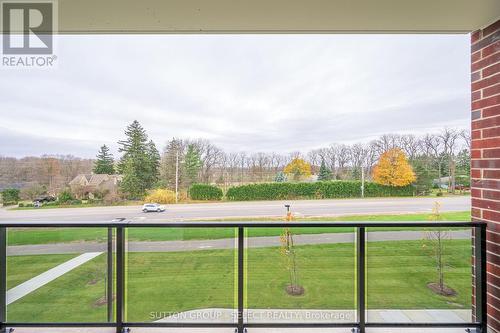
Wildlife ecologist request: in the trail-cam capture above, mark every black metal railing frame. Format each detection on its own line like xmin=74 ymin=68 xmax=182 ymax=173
xmin=0 ymin=221 xmax=487 ymax=333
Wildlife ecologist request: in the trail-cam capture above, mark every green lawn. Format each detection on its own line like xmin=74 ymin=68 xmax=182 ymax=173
xmin=7 ymin=253 xmax=109 ymax=322
xmin=7 ymin=211 xmax=470 ymax=246
xmin=7 ymin=239 xmax=472 ymax=322
xmin=7 ymin=254 xmax=76 ymax=289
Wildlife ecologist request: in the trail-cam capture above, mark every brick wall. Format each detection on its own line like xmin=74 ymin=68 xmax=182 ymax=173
xmin=471 ymin=19 xmax=500 ymax=333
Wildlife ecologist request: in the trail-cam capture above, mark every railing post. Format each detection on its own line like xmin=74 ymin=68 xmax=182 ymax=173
xmin=0 ymin=227 xmax=6 ymax=333
xmin=357 ymin=227 xmax=365 ymax=333
xmin=474 ymin=224 xmax=487 ymax=333
xmin=107 ymin=227 xmax=114 ymax=322
xmin=116 ymin=227 xmax=125 ymax=333
xmin=238 ymin=227 xmax=244 ymax=333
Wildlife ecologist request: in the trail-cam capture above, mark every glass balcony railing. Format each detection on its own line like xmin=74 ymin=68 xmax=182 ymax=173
xmin=0 ymin=220 xmax=487 ymax=333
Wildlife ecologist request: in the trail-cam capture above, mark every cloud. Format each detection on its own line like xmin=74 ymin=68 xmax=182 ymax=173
xmin=0 ymin=34 xmax=470 ymax=157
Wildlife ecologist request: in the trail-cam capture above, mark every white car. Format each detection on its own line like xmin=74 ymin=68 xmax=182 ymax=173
xmin=142 ymin=203 xmax=165 ymax=213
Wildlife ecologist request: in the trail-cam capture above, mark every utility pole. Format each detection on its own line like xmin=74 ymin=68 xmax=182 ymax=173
xmin=361 ymin=167 xmax=365 ymax=198
xmin=175 ymin=150 xmax=179 ymax=203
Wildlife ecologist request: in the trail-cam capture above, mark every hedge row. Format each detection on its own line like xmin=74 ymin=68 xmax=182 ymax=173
xmin=188 ymin=184 xmax=224 ymax=201
xmin=225 ymin=181 xmax=414 ymax=201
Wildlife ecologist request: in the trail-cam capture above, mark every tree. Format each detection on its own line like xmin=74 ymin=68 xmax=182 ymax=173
xmin=317 ymin=159 xmax=332 ymax=181
xmin=184 ymin=144 xmax=202 ymax=187
xmin=93 ymin=145 xmax=115 ymax=174
xmin=58 ymin=189 xmax=74 ymax=203
xmin=120 ymin=158 xmax=143 ymax=199
xmin=280 ymin=211 xmax=304 ymax=296
xmin=284 ymin=158 xmax=312 ymax=180
xmin=412 ymin=158 xmax=436 ymax=195
xmin=118 ymin=120 xmax=159 ymax=198
xmin=146 ymin=140 xmax=161 ymax=187
xmin=160 ymin=138 xmax=184 ymax=190
xmin=274 ymin=171 xmax=287 ymax=182
xmin=423 ymin=202 xmax=454 ymax=296
xmin=20 ymin=183 xmax=47 ymax=200
xmin=372 ymin=148 xmax=416 ymax=186
xmin=1 ymin=188 xmax=20 ymax=205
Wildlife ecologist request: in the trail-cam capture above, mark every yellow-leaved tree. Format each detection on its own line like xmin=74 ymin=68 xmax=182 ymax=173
xmin=284 ymin=158 xmax=312 ymax=180
xmin=372 ymin=148 xmax=416 ymax=186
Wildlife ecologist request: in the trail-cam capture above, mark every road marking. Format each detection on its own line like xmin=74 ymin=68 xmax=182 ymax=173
xmin=7 ymin=252 xmax=103 ymax=305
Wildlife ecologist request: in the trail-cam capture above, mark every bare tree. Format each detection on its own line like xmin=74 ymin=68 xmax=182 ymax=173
xmin=400 ymin=134 xmax=422 ymax=161
xmin=459 ymin=129 xmax=471 ymax=151
xmin=439 ymin=128 xmax=460 ymax=193
xmin=424 ymin=202 xmax=453 ymax=296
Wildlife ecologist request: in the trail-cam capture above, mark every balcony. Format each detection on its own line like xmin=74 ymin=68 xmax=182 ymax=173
xmin=0 ymin=220 xmax=487 ymax=333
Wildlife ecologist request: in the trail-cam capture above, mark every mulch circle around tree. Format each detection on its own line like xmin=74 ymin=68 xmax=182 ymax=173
xmin=427 ymin=282 xmax=457 ymax=296
xmin=94 ymin=295 xmax=115 ymax=307
xmin=286 ymin=284 xmax=305 ymax=296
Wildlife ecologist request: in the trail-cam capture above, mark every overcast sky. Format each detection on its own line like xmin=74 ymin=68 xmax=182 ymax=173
xmin=0 ymin=34 xmax=470 ymax=158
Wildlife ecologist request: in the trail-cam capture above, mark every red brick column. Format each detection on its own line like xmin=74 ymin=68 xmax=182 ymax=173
xmin=471 ymin=19 xmax=500 ymax=333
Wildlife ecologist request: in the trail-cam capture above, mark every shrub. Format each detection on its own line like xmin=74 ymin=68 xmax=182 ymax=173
xmin=70 ymin=199 xmax=82 ymax=205
xmin=189 ymin=184 xmax=223 ymax=201
xmin=58 ymin=190 xmax=74 ymax=203
xmin=226 ymin=181 xmax=414 ymax=201
xmin=18 ymin=203 xmax=24 ymax=207
xmin=1 ymin=188 xmax=20 ymax=205
xmin=144 ymin=189 xmax=177 ymax=204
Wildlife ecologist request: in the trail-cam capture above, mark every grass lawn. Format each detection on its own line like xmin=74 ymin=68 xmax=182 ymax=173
xmin=7 ymin=239 xmax=472 ymax=322
xmin=7 ymin=254 xmax=77 ymax=289
xmin=7 ymin=253 xmax=109 ymax=322
xmin=7 ymin=211 xmax=470 ymax=246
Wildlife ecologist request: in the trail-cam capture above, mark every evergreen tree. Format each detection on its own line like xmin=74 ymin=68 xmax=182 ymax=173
xmin=412 ymin=158 xmax=436 ymax=194
xmin=184 ymin=144 xmax=201 ymax=187
xmin=146 ymin=139 xmax=161 ymax=187
xmin=120 ymin=159 xmax=143 ymax=199
xmin=93 ymin=145 xmax=115 ymax=174
xmin=317 ymin=159 xmax=332 ymax=181
xmin=274 ymin=171 xmax=287 ymax=182
xmin=117 ymin=120 xmax=158 ymax=198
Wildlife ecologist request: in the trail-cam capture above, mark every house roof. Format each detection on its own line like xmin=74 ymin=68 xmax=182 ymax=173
xmin=69 ymin=174 xmax=121 ymax=186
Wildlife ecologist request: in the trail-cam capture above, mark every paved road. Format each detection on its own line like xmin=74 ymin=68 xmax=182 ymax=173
xmin=7 ymin=230 xmax=471 ymax=256
xmin=0 ymin=196 xmax=470 ymax=222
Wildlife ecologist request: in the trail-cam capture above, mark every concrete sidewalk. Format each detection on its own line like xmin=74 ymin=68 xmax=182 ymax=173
xmin=7 ymin=252 xmax=103 ymax=304
xmin=6 ymin=229 xmax=471 ymax=256
xmin=155 ymin=308 xmax=472 ymax=324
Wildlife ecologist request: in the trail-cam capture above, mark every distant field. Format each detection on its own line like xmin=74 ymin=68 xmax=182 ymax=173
xmin=7 ymin=239 xmax=472 ymax=322
xmin=6 ymin=211 xmax=471 ymax=246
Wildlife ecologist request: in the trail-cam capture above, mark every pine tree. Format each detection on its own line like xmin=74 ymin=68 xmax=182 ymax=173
xmin=274 ymin=171 xmax=287 ymax=182
xmin=317 ymin=159 xmax=332 ymax=181
xmin=117 ymin=120 xmax=159 ymax=198
xmin=146 ymin=139 xmax=161 ymax=187
xmin=184 ymin=144 xmax=201 ymax=187
xmin=120 ymin=159 xmax=143 ymax=199
xmin=93 ymin=145 xmax=115 ymax=174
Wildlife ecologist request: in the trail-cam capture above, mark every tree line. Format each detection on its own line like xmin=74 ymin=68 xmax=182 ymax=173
xmin=156 ymin=128 xmax=470 ymax=193
xmin=0 ymin=121 xmax=470 ymax=200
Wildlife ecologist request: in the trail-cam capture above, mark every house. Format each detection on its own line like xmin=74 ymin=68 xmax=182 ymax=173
xmin=69 ymin=174 xmax=122 ymax=199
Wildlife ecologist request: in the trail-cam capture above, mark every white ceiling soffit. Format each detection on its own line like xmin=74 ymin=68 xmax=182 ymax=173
xmin=58 ymin=0 xmax=500 ymax=34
